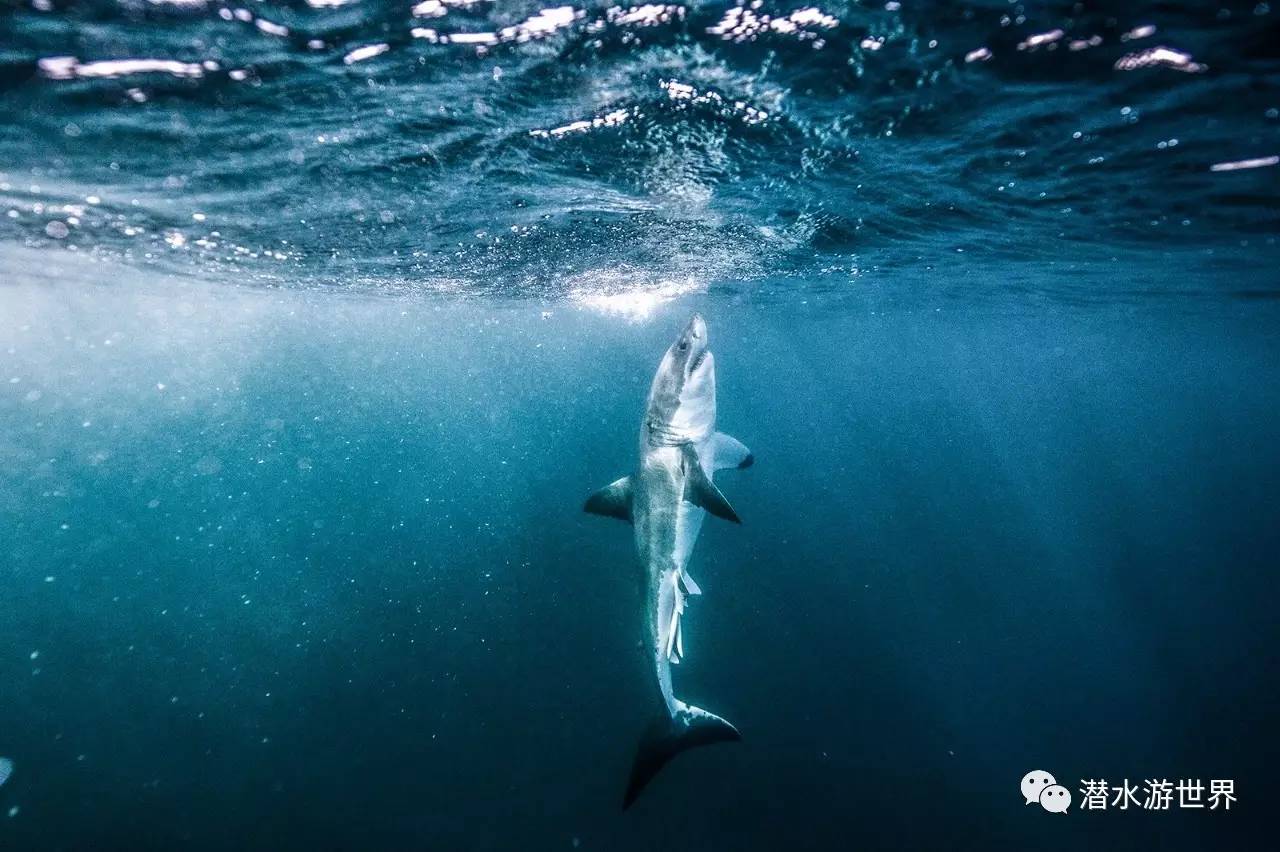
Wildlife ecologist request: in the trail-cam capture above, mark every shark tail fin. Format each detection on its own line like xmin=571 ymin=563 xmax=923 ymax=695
xmin=622 ymin=704 xmax=740 ymax=809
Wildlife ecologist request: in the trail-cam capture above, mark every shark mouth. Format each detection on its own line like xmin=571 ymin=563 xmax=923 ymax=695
xmin=689 ymin=350 xmax=707 ymax=373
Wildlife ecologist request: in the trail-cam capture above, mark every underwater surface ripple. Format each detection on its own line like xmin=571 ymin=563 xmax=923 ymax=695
xmin=1 ymin=0 xmax=1278 ymax=299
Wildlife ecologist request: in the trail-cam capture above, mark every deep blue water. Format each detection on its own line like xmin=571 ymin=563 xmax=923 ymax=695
xmin=2 ymin=1 xmax=1279 ymax=849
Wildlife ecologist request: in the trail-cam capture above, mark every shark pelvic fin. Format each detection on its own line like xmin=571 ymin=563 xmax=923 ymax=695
xmin=663 ymin=572 xmax=686 ymax=663
xmin=622 ymin=704 xmax=741 ymax=809
xmin=583 ymin=476 xmax=633 ymax=523
xmin=681 ymin=445 xmax=741 ymax=524
xmin=700 ymin=432 xmax=754 ymax=472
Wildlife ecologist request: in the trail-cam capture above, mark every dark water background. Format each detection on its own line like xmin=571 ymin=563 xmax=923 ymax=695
xmin=2 ymin=0 xmax=1279 ymax=849
xmin=3 ymin=254 xmax=1278 ymax=849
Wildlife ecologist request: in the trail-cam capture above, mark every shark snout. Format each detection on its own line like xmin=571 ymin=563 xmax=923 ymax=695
xmin=676 ymin=313 xmax=711 ymax=376
xmin=686 ymin=312 xmax=707 ymax=342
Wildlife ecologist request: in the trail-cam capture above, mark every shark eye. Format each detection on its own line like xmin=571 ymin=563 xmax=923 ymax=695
xmin=677 ymin=341 xmax=688 ymax=352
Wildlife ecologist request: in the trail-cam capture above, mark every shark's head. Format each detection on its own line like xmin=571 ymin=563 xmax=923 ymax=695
xmin=645 ymin=313 xmax=717 ymax=445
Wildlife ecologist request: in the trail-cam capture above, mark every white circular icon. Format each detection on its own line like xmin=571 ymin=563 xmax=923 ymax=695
xmin=1020 ymin=769 xmax=1057 ymax=805
xmin=1040 ymin=783 xmax=1071 ymax=813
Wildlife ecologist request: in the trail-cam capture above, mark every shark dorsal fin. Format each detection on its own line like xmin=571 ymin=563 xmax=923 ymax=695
xmin=584 ymin=476 xmax=634 ymax=524
xmin=681 ymin=445 xmax=741 ymax=524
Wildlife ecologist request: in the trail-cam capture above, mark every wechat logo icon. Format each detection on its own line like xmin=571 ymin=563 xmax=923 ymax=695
xmin=1022 ymin=769 xmax=1071 ymax=813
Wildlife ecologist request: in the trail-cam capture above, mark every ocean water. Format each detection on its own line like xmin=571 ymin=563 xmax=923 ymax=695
xmin=2 ymin=0 xmax=1279 ymax=849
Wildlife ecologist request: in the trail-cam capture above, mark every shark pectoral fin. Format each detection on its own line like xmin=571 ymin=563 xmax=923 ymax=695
xmin=583 ymin=476 xmax=633 ymax=523
xmin=682 ymin=446 xmax=741 ymax=524
xmin=701 ymin=432 xmax=754 ymax=472
xmin=679 ymin=570 xmax=702 ymax=596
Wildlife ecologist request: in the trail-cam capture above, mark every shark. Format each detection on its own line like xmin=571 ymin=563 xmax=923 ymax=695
xmin=584 ymin=312 xmax=754 ymax=809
